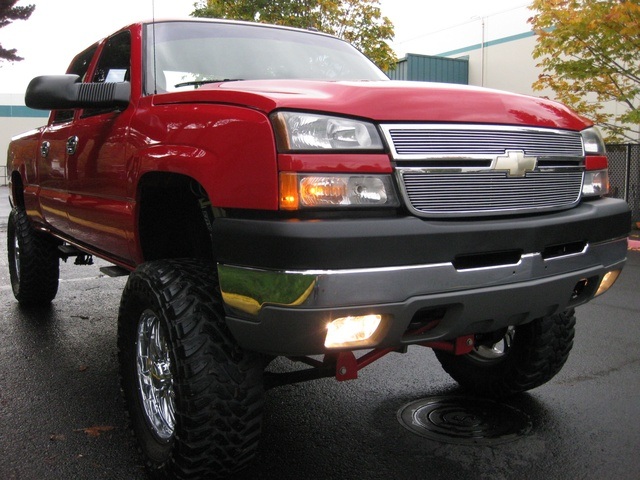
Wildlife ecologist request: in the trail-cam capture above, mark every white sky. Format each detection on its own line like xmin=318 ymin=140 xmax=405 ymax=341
xmin=0 ymin=0 xmax=532 ymax=96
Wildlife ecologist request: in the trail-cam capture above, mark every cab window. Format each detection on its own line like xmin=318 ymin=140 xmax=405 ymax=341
xmin=51 ymin=45 xmax=97 ymax=124
xmin=82 ymin=30 xmax=131 ymax=118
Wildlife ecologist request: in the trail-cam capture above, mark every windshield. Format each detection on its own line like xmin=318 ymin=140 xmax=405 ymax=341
xmin=144 ymin=20 xmax=388 ymax=94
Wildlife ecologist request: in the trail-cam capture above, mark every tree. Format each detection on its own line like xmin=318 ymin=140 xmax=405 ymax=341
xmin=192 ymin=0 xmax=397 ymax=71
xmin=0 ymin=0 xmax=35 ymax=62
xmin=529 ymin=0 xmax=640 ymax=141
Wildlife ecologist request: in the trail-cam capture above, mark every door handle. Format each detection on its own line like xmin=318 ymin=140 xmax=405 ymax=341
xmin=40 ymin=141 xmax=50 ymax=158
xmin=66 ymin=136 xmax=79 ymax=155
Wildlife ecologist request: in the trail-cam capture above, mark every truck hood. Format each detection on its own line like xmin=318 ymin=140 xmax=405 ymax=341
xmin=154 ymin=79 xmax=590 ymax=131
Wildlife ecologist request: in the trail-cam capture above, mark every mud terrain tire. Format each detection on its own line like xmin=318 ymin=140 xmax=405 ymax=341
xmin=434 ymin=310 xmax=576 ymax=398
xmin=118 ymin=259 xmax=264 ymax=479
xmin=7 ymin=207 xmax=60 ymax=306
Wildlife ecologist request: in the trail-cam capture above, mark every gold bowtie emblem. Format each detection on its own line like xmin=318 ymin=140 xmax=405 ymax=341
xmin=494 ymin=150 xmax=537 ymax=177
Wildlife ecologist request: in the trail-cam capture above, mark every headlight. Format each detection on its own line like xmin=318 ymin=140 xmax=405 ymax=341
xmin=581 ymin=126 xmax=609 ymax=197
xmin=280 ymin=173 xmax=399 ymax=210
xmin=272 ymin=111 xmax=384 ymax=151
xmin=581 ymin=126 xmax=606 ymax=155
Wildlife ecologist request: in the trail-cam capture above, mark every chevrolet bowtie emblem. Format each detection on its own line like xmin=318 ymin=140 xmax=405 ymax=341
xmin=494 ymin=150 xmax=537 ymax=177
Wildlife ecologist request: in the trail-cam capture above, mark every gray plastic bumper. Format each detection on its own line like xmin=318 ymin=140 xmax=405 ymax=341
xmin=220 ymin=237 xmax=627 ymax=356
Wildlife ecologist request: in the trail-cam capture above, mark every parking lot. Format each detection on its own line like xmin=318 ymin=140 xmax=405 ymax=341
xmin=1 ymin=186 xmax=640 ymax=479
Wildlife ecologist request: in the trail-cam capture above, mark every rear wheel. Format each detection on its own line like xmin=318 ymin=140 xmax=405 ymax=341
xmin=7 ymin=207 xmax=60 ymax=306
xmin=118 ymin=259 xmax=263 ymax=479
xmin=434 ymin=311 xmax=576 ymax=398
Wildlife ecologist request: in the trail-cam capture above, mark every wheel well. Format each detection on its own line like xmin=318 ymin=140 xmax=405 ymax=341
xmin=10 ymin=171 xmax=25 ymax=209
xmin=137 ymin=173 xmax=214 ymax=262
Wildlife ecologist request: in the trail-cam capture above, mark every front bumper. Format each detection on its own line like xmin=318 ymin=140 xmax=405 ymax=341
xmin=213 ymin=197 xmax=630 ymax=355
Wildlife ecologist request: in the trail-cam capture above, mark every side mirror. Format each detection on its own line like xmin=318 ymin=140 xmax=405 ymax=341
xmin=25 ymin=74 xmax=130 ymax=110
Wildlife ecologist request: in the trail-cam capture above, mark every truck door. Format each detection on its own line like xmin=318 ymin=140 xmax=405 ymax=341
xmin=36 ymin=46 xmax=96 ymax=232
xmin=63 ymin=30 xmax=135 ymax=263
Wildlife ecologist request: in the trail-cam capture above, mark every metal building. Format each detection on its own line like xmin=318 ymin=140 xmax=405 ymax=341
xmin=387 ymin=53 xmax=468 ymax=84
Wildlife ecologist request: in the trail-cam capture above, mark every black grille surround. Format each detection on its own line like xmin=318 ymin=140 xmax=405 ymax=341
xmin=380 ymin=124 xmax=586 ymax=218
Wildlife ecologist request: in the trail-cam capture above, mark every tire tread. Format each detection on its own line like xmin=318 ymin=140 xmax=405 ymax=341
xmin=7 ymin=207 xmax=59 ymax=305
xmin=118 ymin=259 xmax=263 ymax=480
xmin=435 ymin=311 xmax=576 ymax=398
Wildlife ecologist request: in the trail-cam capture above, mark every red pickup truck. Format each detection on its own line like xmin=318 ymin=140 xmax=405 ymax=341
xmin=6 ymin=19 xmax=630 ymax=479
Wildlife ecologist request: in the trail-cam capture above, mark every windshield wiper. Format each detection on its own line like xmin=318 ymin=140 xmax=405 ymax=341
xmin=174 ymin=79 xmax=243 ymax=89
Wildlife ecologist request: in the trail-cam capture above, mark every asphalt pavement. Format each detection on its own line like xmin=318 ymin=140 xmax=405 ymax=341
xmin=1 ymin=185 xmax=640 ymax=479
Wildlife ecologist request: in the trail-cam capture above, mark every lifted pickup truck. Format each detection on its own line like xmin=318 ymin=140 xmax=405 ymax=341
xmin=6 ymin=19 xmax=630 ymax=480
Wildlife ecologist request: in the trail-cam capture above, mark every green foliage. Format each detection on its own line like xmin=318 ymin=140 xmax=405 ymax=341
xmin=0 ymin=0 xmax=35 ymax=62
xmin=192 ymin=0 xmax=397 ymax=71
xmin=529 ymin=0 xmax=640 ymax=141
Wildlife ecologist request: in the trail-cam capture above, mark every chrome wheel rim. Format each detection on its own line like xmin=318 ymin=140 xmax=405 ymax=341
xmin=471 ymin=326 xmax=515 ymax=361
xmin=10 ymin=227 xmax=20 ymax=284
xmin=136 ymin=310 xmax=175 ymax=441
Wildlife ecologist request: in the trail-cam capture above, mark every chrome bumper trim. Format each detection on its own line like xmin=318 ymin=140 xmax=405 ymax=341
xmin=218 ymin=237 xmax=628 ymax=320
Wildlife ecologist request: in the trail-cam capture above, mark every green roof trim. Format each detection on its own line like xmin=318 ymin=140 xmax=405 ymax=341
xmin=0 ymin=105 xmax=49 ymax=118
xmin=437 ymin=30 xmax=537 ymax=57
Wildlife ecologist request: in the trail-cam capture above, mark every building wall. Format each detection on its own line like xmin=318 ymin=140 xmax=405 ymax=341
xmin=439 ymin=32 xmax=637 ymax=141
xmin=1 ymin=94 xmax=48 ymax=184
xmin=440 ymin=32 xmax=552 ymax=97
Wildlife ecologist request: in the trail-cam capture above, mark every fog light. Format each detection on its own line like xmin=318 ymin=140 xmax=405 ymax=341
xmin=325 ymin=315 xmax=382 ymax=348
xmin=595 ymin=270 xmax=621 ymax=297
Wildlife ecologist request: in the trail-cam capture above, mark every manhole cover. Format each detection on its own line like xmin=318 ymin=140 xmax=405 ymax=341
xmin=398 ymin=396 xmax=532 ymax=446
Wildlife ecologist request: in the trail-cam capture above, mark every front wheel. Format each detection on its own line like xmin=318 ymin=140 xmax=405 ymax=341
xmin=7 ymin=207 xmax=60 ymax=305
xmin=118 ymin=259 xmax=264 ymax=479
xmin=434 ymin=311 xmax=576 ymax=398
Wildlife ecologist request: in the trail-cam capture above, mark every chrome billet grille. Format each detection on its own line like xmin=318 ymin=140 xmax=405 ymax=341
xmin=381 ymin=124 xmax=586 ymax=217
xmin=401 ymin=171 xmax=584 ymax=216
xmin=382 ymin=125 xmax=584 ymax=158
